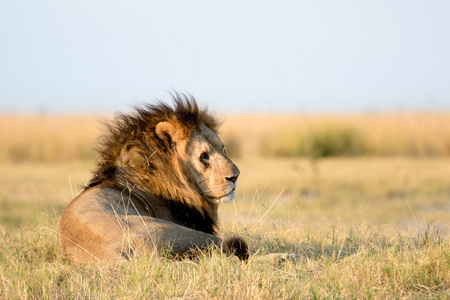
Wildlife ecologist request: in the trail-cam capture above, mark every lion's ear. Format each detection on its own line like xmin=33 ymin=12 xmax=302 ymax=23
xmin=155 ymin=121 xmax=179 ymax=146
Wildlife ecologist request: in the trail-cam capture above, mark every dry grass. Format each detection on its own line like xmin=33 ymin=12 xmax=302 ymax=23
xmin=1 ymin=112 xmax=450 ymax=162
xmin=1 ymin=199 xmax=449 ymax=298
xmin=0 ymin=114 xmax=102 ymax=162
xmin=1 ymin=112 xmax=450 ymax=298
xmin=221 ymin=157 xmax=450 ymax=227
xmin=221 ymin=112 xmax=450 ymax=157
xmin=1 ymin=157 xmax=449 ymax=298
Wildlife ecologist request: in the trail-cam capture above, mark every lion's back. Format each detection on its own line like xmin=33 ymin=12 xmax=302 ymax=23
xmin=58 ymin=186 xmax=148 ymax=262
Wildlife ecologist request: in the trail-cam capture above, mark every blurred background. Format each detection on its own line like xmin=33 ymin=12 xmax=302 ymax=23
xmin=1 ymin=1 xmax=449 ymax=234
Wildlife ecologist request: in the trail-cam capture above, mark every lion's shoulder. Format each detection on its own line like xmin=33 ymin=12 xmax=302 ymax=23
xmin=68 ymin=185 xmax=149 ymax=217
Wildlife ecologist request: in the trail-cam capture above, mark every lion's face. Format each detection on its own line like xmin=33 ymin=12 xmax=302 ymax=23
xmin=186 ymin=124 xmax=240 ymax=204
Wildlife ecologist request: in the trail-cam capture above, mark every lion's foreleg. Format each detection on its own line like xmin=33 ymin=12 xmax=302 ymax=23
xmin=124 ymin=216 xmax=222 ymax=257
xmin=124 ymin=216 xmax=248 ymax=260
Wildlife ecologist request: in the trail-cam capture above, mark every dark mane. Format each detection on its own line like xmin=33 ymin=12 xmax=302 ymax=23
xmin=85 ymin=93 xmax=221 ymax=234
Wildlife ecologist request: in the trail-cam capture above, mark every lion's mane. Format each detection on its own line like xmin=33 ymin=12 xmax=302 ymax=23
xmin=86 ymin=94 xmax=222 ymax=234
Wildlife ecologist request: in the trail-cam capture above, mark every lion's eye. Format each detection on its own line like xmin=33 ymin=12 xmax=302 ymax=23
xmin=200 ymin=152 xmax=209 ymax=163
xmin=221 ymin=145 xmax=226 ymax=154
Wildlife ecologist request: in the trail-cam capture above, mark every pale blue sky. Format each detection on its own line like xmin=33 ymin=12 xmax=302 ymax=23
xmin=1 ymin=1 xmax=449 ymax=113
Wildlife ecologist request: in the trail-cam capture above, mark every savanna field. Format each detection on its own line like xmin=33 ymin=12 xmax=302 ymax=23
xmin=1 ymin=113 xmax=450 ymax=299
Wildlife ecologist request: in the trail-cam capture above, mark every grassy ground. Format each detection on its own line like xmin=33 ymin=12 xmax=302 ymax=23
xmin=1 ymin=113 xmax=450 ymax=298
xmin=1 ymin=157 xmax=449 ymax=298
xmin=1 ymin=216 xmax=449 ymax=298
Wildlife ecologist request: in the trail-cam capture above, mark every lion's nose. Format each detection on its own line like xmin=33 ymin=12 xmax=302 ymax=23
xmin=226 ymin=172 xmax=240 ymax=184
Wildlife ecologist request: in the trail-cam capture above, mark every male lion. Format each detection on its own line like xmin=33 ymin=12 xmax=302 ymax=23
xmin=58 ymin=95 xmax=248 ymax=263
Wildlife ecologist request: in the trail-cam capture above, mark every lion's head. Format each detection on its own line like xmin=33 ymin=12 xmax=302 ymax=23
xmin=184 ymin=122 xmax=240 ymax=203
xmin=87 ymin=94 xmax=239 ymax=216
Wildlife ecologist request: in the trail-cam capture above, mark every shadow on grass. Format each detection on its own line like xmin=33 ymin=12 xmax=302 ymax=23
xmin=241 ymin=222 xmax=447 ymax=262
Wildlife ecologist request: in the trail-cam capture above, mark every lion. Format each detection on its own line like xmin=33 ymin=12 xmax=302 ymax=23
xmin=58 ymin=94 xmax=249 ymax=263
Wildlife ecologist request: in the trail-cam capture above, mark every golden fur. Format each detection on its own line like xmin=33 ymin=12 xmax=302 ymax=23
xmin=58 ymin=94 xmax=248 ymax=262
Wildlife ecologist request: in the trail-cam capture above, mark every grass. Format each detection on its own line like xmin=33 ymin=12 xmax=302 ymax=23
xmin=0 ymin=114 xmax=101 ymax=162
xmin=1 ymin=157 xmax=449 ymax=298
xmin=1 ymin=209 xmax=449 ymax=298
xmin=221 ymin=112 xmax=450 ymax=158
xmin=1 ymin=113 xmax=450 ymax=298
xmin=1 ymin=112 xmax=450 ymax=162
xmin=1 ymin=157 xmax=449 ymax=233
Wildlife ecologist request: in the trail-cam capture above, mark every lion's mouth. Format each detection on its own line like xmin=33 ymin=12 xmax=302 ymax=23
xmin=210 ymin=190 xmax=236 ymax=204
